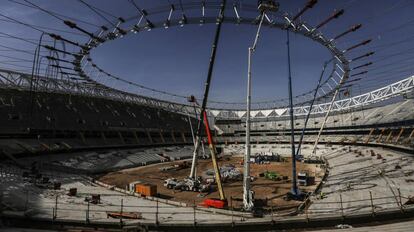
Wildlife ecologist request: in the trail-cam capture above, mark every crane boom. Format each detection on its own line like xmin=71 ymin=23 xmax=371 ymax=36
xmin=202 ymin=111 xmax=226 ymax=200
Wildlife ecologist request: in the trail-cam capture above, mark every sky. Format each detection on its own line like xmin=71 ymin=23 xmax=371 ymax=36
xmin=0 ymin=0 xmax=413 ymax=107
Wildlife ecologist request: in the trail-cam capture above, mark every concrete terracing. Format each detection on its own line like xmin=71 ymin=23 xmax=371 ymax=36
xmin=1 ymin=144 xmax=414 ymax=230
xmin=15 ymin=146 xmax=193 ymax=174
xmin=0 ymin=164 xmax=241 ymax=225
xmin=308 ymin=145 xmax=414 ymax=215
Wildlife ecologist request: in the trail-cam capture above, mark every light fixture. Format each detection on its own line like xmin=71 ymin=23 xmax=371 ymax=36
xmin=132 ymin=25 xmax=140 ymax=34
xmin=233 ymin=3 xmax=242 ymax=25
xmin=291 ymin=0 xmax=317 ymax=21
xmin=117 ymin=27 xmax=127 ymax=36
xmin=107 ymin=32 xmax=116 ymax=40
xmin=344 ymin=39 xmax=372 ymax=53
xmin=164 ymin=19 xmax=170 ymax=29
xmin=352 ymin=62 xmax=373 ymax=70
xmin=144 ymin=19 xmax=154 ymax=31
xmin=179 ymin=14 xmax=187 ymax=27
xmin=164 ymin=4 xmax=174 ymax=29
xmin=200 ymin=1 xmax=205 ymax=26
xmin=316 ymin=9 xmax=344 ymax=29
xmin=333 ymin=24 xmax=362 ymax=41
xmin=349 ymin=52 xmax=374 ymax=62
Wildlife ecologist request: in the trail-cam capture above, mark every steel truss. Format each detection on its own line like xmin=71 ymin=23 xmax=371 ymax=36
xmin=0 ymin=68 xmax=194 ymax=116
xmin=210 ymin=75 xmax=414 ymax=119
xmin=0 ymin=69 xmax=412 ymax=120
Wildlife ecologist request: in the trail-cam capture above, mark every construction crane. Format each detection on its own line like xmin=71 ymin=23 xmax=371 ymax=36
xmin=165 ymin=1 xmax=227 ymax=209
xmin=188 ymin=0 xmax=226 ymax=180
xmin=201 ymin=110 xmax=227 ymax=208
xmin=243 ymin=0 xmax=279 ymax=211
xmin=189 ymin=96 xmax=227 ymax=208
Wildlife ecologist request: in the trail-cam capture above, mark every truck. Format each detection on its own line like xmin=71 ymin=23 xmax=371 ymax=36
xmin=298 ymin=172 xmax=315 ymax=186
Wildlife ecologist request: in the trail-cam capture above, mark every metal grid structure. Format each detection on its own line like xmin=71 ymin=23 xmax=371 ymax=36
xmin=212 ymin=75 xmax=414 ymax=119
xmin=1 ymin=68 xmax=412 ymax=119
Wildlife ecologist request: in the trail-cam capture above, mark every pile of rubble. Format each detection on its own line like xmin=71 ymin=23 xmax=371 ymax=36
xmin=205 ymin=164 xmax=242 ymax=182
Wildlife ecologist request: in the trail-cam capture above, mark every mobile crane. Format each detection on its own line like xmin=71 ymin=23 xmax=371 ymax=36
xmin=164 ymin=0 xmax=228 ymax=209
xmin=164 ymin=96 xmax=227 ymax=208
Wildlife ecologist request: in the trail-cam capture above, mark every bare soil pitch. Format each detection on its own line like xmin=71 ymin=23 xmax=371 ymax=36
xmin=98 ymin=155 xmax=324 ymax=211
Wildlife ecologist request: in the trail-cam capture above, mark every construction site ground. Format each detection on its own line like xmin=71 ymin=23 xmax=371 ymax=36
xmin=98 ymin=155 xmax=324 ymax=211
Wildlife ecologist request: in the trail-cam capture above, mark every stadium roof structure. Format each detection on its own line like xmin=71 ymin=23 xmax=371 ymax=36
xmin=0 ymin=0 xmax=413 ymax=116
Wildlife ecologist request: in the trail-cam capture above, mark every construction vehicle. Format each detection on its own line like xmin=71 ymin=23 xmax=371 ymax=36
xmin=178 ymin=96 xmax=228 ymax=208
xmin=264 ymin=171 xmax=280 ymax=181
xmin=163 ymin=177 xmax=209 ymax=192
xmin=298 ymin=172 xmax=315 ymax=186
xmin=297 ymin=172 xmax=308 ymax=186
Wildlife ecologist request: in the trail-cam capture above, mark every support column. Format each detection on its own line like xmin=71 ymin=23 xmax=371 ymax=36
xmin=171 ymin=131 xmax=177 ymax=143
xmin=132 ymin=131 xmax=139 ymax=144
xmin=181 ymin=132 xmax=187 ymax=143
xmin=395 ymin=128 xmax=404 ymax=144
xmin=243 ymin=12 xmax=265 ymax=210
xmin=159 ymin=130 xmax=165 ymax=144
xmin=385 ymin=130 xmax=393 ymax=143
xmin=118 ymin=131 xmax=125 ymax=144
xmin=407 ymin=128 xmax=414 ymax=144
xmin=376 ymin=128 xmax=385 ymax=143
xmin=365 ymin=128 xmax=375 ymax=144
xmin=146 ymin=130 xmax=153 ymax=144
xmin=101 ymin=131 xmax=107 ymax=144
xmin=79 ymin=131 xmax=86 ymax=145
xmin=286 ymin=29 xmax=298 ymax=196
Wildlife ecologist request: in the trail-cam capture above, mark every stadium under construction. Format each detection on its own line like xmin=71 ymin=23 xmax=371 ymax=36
xmin=0 ymin=0 xmax=413 ymax=231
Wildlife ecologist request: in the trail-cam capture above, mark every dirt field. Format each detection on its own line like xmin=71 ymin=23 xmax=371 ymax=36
xmin=98 ymin=155 xmax=324 ymax=211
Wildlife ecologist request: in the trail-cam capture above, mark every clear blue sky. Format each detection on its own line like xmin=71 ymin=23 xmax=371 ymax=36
xmin=0 ymin=0 xmax=413 ymax=105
